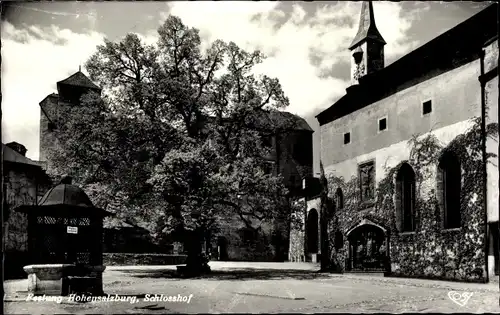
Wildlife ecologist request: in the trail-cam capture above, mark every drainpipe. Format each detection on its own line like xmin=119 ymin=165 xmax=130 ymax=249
xmin=479 ymin=49 xmax=489 ymax=283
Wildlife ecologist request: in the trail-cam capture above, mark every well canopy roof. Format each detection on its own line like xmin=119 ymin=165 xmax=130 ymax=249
xmin=38 ymin=182 xmax=95 ymax=208
xmin=16 ymin=176 xmax=111 ymax=217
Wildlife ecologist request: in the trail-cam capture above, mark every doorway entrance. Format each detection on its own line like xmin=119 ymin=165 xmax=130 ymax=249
xmin=347 ymin=223 xmax=387 ymax=272
xmin=217 ymin=236 xmax=228 ymax=261
xmin=306 ymin=208 xmax=319 ymax=255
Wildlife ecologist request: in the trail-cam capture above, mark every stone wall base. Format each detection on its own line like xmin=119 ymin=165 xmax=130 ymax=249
xmin=24 ymin=264 xmax=106 ymax=296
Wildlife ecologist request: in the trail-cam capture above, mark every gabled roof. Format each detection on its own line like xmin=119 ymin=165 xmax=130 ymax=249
xmin=2 ymin=143 xmax=42 ymax=167
xmin=203 ymin=110 xmax=313 ymax=133
xmin=57 ymin=71 xmax=101 ymax=90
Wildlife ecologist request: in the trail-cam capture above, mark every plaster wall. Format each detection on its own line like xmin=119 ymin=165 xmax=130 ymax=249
xmin=484 ymin=38 xmax=499 ymax=223
xmin=321 ymin=59 xmax=482 ymax=168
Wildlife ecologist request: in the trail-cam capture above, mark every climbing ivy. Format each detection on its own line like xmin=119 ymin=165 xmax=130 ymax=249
xmin=325 ymin=117 xmax=498 ymax=282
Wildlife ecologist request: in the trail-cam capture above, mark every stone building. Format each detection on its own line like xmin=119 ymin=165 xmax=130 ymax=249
xmin=294 ymin=2 xmax=499 ymax=282
xmin=213 ymin=111 xmax=314 ymax=261
xmin=39 ymin=70 xmax=102 ymax=173
xmin=3 ymin=142 xmax=53 ymax=278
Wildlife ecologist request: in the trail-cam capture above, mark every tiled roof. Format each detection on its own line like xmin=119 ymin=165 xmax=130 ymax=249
xmin=57 ymin=71 xmax=101 ymax=90
xmin=250 ymin=110 xmax=314 ymax=132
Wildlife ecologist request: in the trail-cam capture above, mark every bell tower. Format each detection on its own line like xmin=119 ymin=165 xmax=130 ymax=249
xmin=349 ymin=1 xmax=386 ymax=85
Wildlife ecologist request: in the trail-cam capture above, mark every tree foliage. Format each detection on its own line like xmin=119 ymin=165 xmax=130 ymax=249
xmin=48 ymin=15 xmax=300 ymax=257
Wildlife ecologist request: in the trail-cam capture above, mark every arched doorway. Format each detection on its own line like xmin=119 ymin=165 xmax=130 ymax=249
xmin=306 ymin=209 xmax=319 ymax=254
xmin=347 ymin=223 xmax=387 ymax=272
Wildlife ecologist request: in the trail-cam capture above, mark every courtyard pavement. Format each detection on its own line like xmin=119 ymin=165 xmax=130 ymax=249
xmin=4 ymin=261 xmax=500 ymax=313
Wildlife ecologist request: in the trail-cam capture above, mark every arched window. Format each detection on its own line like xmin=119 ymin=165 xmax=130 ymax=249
xmin=307 ymin=209 xmax=318 ymax=253
xmin=335 ymin=188 xmax=344 ymax=210
xmin=396 ymin=163 xmax=416 ymax=232
xmin=438 ymin=151 xmax=461 ymax=229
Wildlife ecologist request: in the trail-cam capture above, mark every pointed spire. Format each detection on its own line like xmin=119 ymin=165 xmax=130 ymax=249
xmin=349 ymin=1 xmax=386 ymax=50
xmin=79 ymin=64 xmax=81 ymax=72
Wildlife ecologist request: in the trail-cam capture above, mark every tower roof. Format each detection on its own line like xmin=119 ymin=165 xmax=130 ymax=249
xmin=57 ymin=71 xmax=101 ymax=90
xmin=349 ymin=1 xmax=386 ymax=50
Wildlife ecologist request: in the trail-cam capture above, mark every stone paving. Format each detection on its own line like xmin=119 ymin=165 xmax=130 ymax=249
xmin=4 ymin=262 xmax=500 ymax=313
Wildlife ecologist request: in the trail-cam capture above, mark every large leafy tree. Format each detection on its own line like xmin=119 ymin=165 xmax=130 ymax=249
xmin=48 ymin=16 xmax=301 ymax=272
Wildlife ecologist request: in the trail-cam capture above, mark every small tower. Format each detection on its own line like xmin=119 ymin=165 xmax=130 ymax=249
xmin=56 ymin=70 xmax=101 ymax=104
xmin=349 ymin=1 xmax=386 ymax=85
xmin=39 ymin=70 xmax=101 ymax=168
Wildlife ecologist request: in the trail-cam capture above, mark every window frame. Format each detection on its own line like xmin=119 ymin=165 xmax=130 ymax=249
xmin=378 ymin=116 xmax=388 ymax=133
xmin=437 ymin=151 xmax=462 ymax=230
xmin=422 ymin=99 xmax=433 ymax=116
xmin=343 ymin=132 xmax=351 ymax=145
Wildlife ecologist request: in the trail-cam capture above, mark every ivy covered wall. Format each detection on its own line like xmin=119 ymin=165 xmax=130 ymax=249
xmin=325 ymin=117 xmax=498 ymax=282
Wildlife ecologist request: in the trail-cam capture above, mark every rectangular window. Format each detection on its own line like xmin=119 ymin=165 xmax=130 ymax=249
xmin=358 ymin=161 xmax=375 ymax=202
xmin=378 ymin=118 xmax=387 ymax=131
xmin=423 ymin=100 xmax=432 ymax=115
xmin=343 ymin=132 xmax=351 ymax=145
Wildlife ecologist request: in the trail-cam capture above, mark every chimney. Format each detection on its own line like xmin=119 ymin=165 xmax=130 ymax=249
xmin=6 ymin=142 xmax=27 ymax=156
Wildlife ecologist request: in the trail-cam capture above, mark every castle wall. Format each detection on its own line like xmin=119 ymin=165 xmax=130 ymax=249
xmin=39 ymin=95 xmax=61 ymax=171
xmin=3 ymin=163 xmax=52 ymax=279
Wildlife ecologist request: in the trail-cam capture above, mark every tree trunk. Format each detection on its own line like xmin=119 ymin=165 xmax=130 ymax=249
xmin=183 ymin=229 xmax=211 ymax=276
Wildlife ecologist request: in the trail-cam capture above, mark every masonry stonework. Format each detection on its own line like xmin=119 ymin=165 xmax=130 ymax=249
xmin=39 ymin=94 xmax=61 ymax=164
xmin=3 ymin=160 xmax=52 ymax=278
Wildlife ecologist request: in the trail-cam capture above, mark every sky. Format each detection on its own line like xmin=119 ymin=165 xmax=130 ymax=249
xmin=0 ymin=1 xmax=493 ymax=173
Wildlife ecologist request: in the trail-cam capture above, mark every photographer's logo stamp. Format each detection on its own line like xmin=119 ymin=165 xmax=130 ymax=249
xmin=448 ymin=291 xmax=473 ymax=307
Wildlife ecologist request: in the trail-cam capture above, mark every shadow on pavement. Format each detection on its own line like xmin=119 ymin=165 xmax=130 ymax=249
xmin=120 ymin=268 xmax=335 ymax=281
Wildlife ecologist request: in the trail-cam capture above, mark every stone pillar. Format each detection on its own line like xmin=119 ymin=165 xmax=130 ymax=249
xmin=24 ymin=264 xmax=74 ymax=295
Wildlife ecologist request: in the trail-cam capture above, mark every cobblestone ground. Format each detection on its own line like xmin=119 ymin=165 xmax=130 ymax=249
xmin=4 ymin=262 xmax=500 ymax=314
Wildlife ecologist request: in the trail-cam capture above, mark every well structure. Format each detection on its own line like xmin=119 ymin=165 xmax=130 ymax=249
xmin=15 ymin=176 xmax=111 ymax=295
